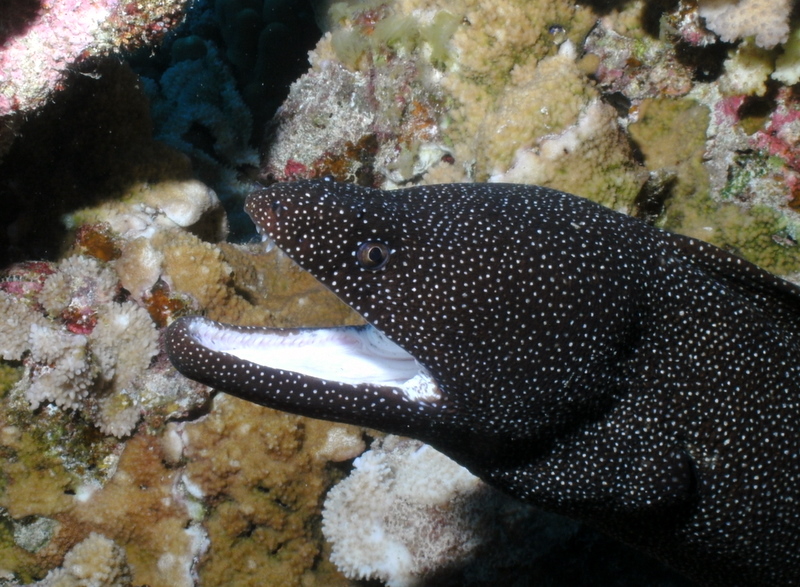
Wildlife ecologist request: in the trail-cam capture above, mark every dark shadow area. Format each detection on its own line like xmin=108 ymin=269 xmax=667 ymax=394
xmin=0 ymin=57 xmax=194 ymax=267
xmin=129 ymin=0 xmax=321 ymax=147
xmin=0 ymin=0 xmax=42 ymax=46
xmin=632 ymin=170 xmax=678 ymax=224
xmin=640 ymin=0 xmax=680 ymax=37
xmin=577 ymin=0 xmax=632 ymax=16
xmin=674 ymin=39 xmax=730 ymax=83
xmin=348 ymin=510 xmax=698 ymax=587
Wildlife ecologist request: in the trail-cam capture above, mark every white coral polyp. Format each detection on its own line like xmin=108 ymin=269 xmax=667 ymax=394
xmin=698 ymin=0 xmax=791 ymax=49
xmin=26 ymin=359 xmax=93 ymax=410
xmin=39 ymin=532 xmax=132 ymax=587
xmin=91 ymin=301 xmax=159 ymax=389
xmin=39 ymin=255 xmax=119 ymax=316
xmin=0 ymin=291 xmax=46 ymax=360
xmin=25 ymin=325 xmax=94 ymax=410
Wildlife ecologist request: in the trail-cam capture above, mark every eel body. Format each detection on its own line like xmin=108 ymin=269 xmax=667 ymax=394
xmin=165 ymin=179 xmax=800 ymax=586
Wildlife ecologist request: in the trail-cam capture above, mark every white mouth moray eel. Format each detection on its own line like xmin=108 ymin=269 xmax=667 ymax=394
xmin=165 ymin=178 xmax=800 ymax=586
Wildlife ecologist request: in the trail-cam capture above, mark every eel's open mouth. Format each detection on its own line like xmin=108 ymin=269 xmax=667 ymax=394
xmin=170 ymin=316 xmax=442 ymax=403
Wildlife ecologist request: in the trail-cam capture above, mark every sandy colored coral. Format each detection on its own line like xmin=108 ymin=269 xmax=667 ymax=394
xmin=60 ymin=433 xmax=200 ymax=587
xmin=476 ymin=47 xmax=592 ymax=176
xmin=0 ymin=249 xmax=212 ymax=439
xmin=436 ymin=0 xmax=595 ymax=164
xmin=38 ymin=256 xmax=119 ymax=319
xmin=482 ymin=45 xmax=645 ymax=208
xmin=92 ymin=302 xmax=159 ymax=389
xmin=182 ymin=394 xmax=362 ymax=586
xmin=629 ymin=97 xmax=711 ymax=205
xmin=155 ymin=230 xmax=259 ymax=324
xmin=265 ymin=0 xmax=630 ymax=200
xmin=774 ymin=24 xmax=800 ymax=85
xmin=322 ymin=435 xmax=591 ymax=587
xmin=0 ymin=292 xmax=47 ymax=361
xmin=718 ymin=41 xmax=775 ymax=96
xmin=494 ymin=98 xmax=646 ymax=211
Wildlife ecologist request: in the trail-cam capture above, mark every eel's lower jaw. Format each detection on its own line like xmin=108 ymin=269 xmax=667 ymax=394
xmin=165 ymin=316 xmax=442 ymax=405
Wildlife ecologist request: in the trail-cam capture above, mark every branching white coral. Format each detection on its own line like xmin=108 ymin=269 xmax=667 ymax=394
xmin=698 ymin=0 xmax=792 ymax=49
xmin=0 ymin=292 xmax=47 ymax=361
xmin=26 ymin=325 xmax=94 ymax=410
xmin=91 ymin=302 xmax=159 ymax=390
xmin=4 ymin=256 xmax=161 ymax=438
xmin=39 ymin=256 xmax=118 ymax=318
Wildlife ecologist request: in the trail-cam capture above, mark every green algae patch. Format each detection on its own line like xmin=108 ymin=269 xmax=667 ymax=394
xmin=0 ymin=363 xmax=22 ymax=397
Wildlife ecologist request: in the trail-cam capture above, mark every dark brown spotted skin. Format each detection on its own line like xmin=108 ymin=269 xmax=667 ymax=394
xmin=169 ymin=178 xmax=800 ymax=586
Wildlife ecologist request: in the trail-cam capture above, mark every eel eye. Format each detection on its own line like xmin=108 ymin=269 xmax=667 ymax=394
xmin=357 ymin=241 xmax=391 ymax=270
xmin=271 ymin=201 xmax=286 ymax=217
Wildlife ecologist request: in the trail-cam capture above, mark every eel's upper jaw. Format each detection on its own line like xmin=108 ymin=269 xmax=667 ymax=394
xmin=165 ymin=316 xmax=442 ymax=405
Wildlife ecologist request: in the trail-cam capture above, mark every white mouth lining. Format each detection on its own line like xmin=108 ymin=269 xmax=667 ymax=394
xmin=189 ymin=320 xmax=442 ymax=403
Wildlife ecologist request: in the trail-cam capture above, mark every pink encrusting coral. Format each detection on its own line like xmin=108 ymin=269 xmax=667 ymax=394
xmin=0 ymin=0 xmax=187 ymax=117
xmin=1 ymin=0 xmax=119 ymax=115
xmin=752 ymin=89 xmax=800 ymax=171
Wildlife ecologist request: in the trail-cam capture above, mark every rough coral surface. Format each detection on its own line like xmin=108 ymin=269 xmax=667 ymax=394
xmin=0 ymin=179 xmax=368 ymax=585
xmin=698 ymin=0 xmax=792 ymax=49
xmin=34 ymin=532 xmax=132 ymax=587
xmin=3 ymin=255 xmax=162 ymax=437
xmin=0 ymin=0 xmax=187 ymax=118
xmin=263 ymin=0 xmax=642 ymax=210
xmin=181 ymin=394 xmax=361 ymax=586
xmin=323 ymin=436 xmax=487 ymax=586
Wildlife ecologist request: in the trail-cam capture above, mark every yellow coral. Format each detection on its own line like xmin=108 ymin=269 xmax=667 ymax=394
xmin=183 ymin=394 xmax=361 ymax=586
xmin=437 ymin=0 xmax=595 ymax=156
xmin=70 ymin=433 xmax=196 ymax=587
xmin=454 ymin=30 xmax=646 ymax=204
xmin=476 ymin=48 xmax=594 ymax=178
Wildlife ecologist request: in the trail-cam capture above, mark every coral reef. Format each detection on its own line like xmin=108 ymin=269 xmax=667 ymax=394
xmin=484 ymin=44 xmax=646 ymax=209
xmin=266 ymin=0 xmax=800 ymax=276
xmin=697 ymin=0 xmax=793 ymax=49
xmin=33 ymin=532 xmax=132 ymax=587
xmin=2 ymin=255 xmax=166 ymax=438
xmin=323 ymin=436 xmax=492 ymax=586
xmin=181 ymin=394 xmax=363 ymax=586
xmin=5 ymin=0 xmax=800 ymax=584
xmin=323 ymin=436 xmax=694 ymax=587
xmin=263 ymin=39 xmax=450 ymax=186
xmin=263 ymin=0 xmax=642 ymax=210
xmin=0 ymin=0 xmax=186 ymax=118
xmin=774 ymin=24 xmax=800 ymax=85
xmin=1 ymin=172 xmax=366 ymax=584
